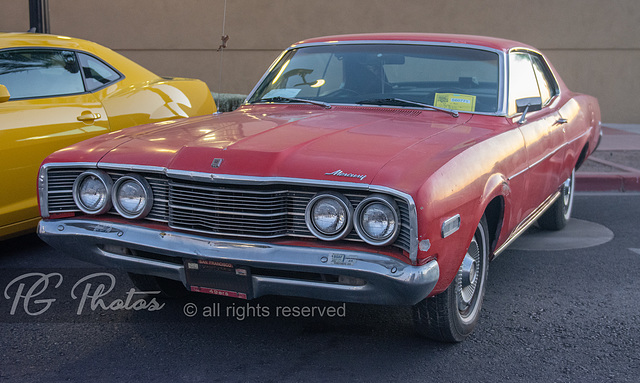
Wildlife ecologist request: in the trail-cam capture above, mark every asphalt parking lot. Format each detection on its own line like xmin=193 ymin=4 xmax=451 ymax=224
xmin=1 ymin=192 xmax=638 ymax=382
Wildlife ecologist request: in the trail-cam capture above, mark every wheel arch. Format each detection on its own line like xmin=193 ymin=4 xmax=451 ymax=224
xmin=575 ymin=141 xmax=590 ymax=170
xmin=480 ymin=173 xmax=506 ymax=255
xmin=483 ymin=196 xmax=504 ymax=255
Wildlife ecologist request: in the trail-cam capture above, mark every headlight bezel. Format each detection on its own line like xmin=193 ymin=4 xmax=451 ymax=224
xmin=72 ymin=170 xmax=113 ymax=215
xmin=111 ymin=174 xmax=154 ymax=219
xmin=354 ymin=194 xmax=401 ymax=246
xmin=305 ymin=192 xmax=354 ymax=241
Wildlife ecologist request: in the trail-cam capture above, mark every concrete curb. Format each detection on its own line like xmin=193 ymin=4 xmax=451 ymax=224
xmin=575 ymin=124 xmax=640 ymax=192
xmin=576 ymin=173 xmax=640 ymax=192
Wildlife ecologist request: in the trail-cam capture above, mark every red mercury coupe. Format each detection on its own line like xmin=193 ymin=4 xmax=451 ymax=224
xmin=37 ymin=33 xmax=601 ymax=342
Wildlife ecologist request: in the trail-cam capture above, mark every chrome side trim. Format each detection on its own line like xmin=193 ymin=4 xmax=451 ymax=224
xmin=38 ymin=219 xmax=438 ymax=305
xmin=493 ymin=190 xmax=560 ymax=258
xmin=507 ymin=129 xmax=591 ymax=181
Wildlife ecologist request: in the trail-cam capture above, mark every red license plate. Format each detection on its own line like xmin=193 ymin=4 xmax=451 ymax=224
xmin=184 ymin=259 xmax=252 ymax=300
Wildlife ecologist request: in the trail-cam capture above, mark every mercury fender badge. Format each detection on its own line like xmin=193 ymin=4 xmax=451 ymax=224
xmin=325 ymin=169 xmax=367 ymax=181
xmin=211 ymin=158 xmax=223 ymax=168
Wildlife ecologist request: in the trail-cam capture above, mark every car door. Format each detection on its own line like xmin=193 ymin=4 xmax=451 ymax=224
xmin=0 ymin=48 xmax=109 ymax=237
xmin=508 ymin=50 xmax=565 ymax=219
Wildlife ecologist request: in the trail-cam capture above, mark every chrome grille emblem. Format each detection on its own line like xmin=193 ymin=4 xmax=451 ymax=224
xmin=211 ymin=158 xmax=223 ymax=168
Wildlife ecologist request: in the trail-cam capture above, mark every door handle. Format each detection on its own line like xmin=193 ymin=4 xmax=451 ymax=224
xmin=77 ymin=111 xmax=101 ymax=122
xmin=554 ymin=118 xmax=568 ymax=125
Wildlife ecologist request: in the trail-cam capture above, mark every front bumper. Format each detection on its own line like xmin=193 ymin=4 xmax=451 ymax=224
xmin=38 ymin=219 xmax=439 ymax=305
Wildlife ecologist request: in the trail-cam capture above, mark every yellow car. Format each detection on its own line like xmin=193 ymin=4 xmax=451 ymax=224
xmin=0 ymin=33 xmax=216 ymax=240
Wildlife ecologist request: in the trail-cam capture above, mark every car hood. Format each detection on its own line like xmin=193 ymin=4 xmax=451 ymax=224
xmin=54 ymin=105 xmax=489 ymax=192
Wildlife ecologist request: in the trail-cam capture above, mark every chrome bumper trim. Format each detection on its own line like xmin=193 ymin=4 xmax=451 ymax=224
xmin=38 ymin=219 xmax=439 ymax=305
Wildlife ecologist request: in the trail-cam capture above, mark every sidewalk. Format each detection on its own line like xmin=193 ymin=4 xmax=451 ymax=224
xmin=576 ymin=124 xmax=640 ymax=192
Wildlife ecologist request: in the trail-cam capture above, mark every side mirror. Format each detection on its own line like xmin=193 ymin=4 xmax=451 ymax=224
xmin=0 ymin=84 xmax=10 ymax=103
xmin=516 ymin=96 xmax=542 ymax=124
xmin=516 ymin=97 xmax=542 ymax=113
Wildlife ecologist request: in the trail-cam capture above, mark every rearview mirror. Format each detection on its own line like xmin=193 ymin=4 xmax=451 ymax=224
xmin=379 ymin=54 xmax=405 ymax=65
xmin=0 ymin=84 xmax=10 ymax=103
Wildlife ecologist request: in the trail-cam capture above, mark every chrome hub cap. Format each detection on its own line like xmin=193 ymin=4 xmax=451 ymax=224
xmin=457 ymin=237 xmax=480 ymax=311
xmin=562 ymin=169 xmax=575 ymax=219
xmin=562 ymin=177 xmax=572 ymax=207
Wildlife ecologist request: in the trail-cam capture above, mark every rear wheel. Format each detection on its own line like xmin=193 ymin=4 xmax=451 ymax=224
xmin=128 ymin=273 xmax=188 ymax=298
xmin=413 ymin=215 xmax=489 ymax=342
xmin=538 ymin=168 xmax=575 ymax=231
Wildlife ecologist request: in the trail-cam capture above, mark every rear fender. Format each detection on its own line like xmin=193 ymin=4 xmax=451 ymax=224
xmin=100 ymin=78 xmax=215 ymax=131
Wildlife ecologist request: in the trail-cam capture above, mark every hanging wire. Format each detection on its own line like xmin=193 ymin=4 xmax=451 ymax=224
xmin=216 ymin=0 xmax=228 ymax=94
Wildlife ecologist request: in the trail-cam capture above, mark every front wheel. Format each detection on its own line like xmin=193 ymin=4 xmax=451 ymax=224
xmin=538 ymin=168 xmax=575 ymax=231
xmin=413 ymin=215 xmax=489 ymax=342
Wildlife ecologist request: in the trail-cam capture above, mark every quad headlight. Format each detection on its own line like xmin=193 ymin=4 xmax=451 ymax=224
xmin=73 ymin=170 xmax=113 ymax=215
xmin=305 ymin=192 xmax=401 ymax=246
xmin=112 ymin=174 xmax=153 ymax=219
xmin=305 ymin=192 xmax=353 ymax=241
xmin=354 ymin=195 xmax=400 ymax=246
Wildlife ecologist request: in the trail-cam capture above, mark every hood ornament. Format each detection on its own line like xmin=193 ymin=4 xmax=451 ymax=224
xmin=211 ymin=158 xmax=223 ymax=168
xmin=325 ymin=169 xmax=367 ymax=181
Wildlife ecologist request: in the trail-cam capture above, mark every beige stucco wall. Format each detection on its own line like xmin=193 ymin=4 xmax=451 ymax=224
xmin=2 ymin=0 xmax=639 ymax=123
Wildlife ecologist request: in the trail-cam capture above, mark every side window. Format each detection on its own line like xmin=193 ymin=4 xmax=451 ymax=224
xmin=530 ymin=54 xmax=558 ymax=106
xmin=508 ymin=52 xmax=540 ymax=115
xmin=0 ymin=49 xmax=85 ymax=99
xmin=77 ymin=53 xmax=121 ymax=91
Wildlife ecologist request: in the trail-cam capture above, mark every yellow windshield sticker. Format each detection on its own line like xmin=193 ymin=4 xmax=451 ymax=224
xmin=434 ymin=93 xmax=476 ymax=112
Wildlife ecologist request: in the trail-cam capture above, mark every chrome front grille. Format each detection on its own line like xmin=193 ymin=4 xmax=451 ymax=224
xmin=168 ymin=181 xmax=314 ymax=238
xmin=45 ymin=169 xmax=83 ymax=212
xmin=44 ymin=167 xmax=412 ymax=253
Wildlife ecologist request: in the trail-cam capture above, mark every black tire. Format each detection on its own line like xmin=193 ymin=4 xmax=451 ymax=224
xmin=538 ymin=168 xmax=575 ymax=231
xmin=412 ymin=215 xmax=489 ymax=342
xmin=128 ymin=273 xmax=188 ymax=299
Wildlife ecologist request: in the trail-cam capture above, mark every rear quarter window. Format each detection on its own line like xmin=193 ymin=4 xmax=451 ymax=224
xmin=77 ymin=52 xmax=122 ymax=91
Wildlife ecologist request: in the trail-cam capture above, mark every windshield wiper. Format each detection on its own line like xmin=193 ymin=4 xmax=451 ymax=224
xmin=355 ymin=97 xmax=458 ymax=118
xmin=251 ymin=96 xmax=331 ymax=109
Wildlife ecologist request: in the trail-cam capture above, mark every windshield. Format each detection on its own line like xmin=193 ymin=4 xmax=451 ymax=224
xmin=248 ymin=44 xmax=500 ymax=113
